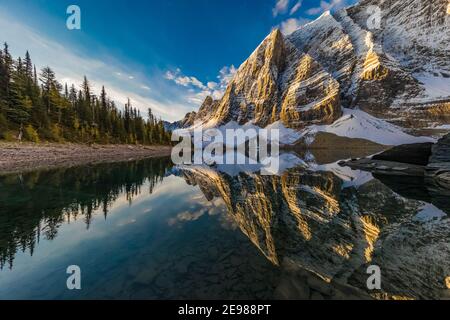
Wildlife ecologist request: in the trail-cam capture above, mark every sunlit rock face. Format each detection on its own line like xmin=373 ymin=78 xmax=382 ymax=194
xmin=289 ymin=0 xmax=450 ymax=128
xmin=195 ymin=96 xmax=219 ymax=122
xmin=179 ymin=164 xmax=450 ymax=299
xmin=345 ymin=0 xmax=450 ymax=128
xmin=201 ymin=29 xmax=342 ymax=129
xmin=180 ymin=0 xmax=449 ymax=132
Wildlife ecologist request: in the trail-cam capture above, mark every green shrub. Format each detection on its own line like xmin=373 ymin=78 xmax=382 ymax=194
xmin=24 ymin=125 xmax=40 ymax=143
xmin=2 ymin=132 xmax=15 ymax=141
xmin=50 ymin=124 xmax=63 ymax=142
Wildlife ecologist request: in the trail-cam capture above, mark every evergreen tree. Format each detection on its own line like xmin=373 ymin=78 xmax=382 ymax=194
xmin=0 ymin=44 xmax=172 ymax=145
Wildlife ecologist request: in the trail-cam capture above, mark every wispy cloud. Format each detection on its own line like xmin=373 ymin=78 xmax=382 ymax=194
xmin=279 ymin=17 xmax=310 ymax=35
xmin=165 ymin=70 xmax=208 ymax=90
xmin=306 ymin=7 xmax=323 ymax=15
xmin=0 ymin=8 xmax=198 ymax=122
xmin=289 ymin=1 xmax=303 ymax=15
xmin=165 ymin=65 xmax=237 ymax=105
xmin=218 ymin=65 xmax=237 ymax=86
xmin=272 ymin=0 xmax=290 ymax=17
xmin=306 ymin=0 xmax=348 ymax=16
xmin=273 ymin=0 xmax=310 ymax=35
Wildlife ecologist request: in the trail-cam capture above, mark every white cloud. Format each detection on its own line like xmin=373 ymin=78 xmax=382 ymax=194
xmin=0 ymin=8 xmax=198 ymax=122
xmin=165 ymin=70 xmax=176 ymax=80
xmin=280 ymin=18 xmax=301 ymax=35
xmin=207 ymin=82 xmax=217 ymax=89
xmin=188 ymin=90 xmax=211 ymax=105
xmin=176 ymin=76 xmax=195 ymax=87
xmin=164 ymin=71 xmax=209 ymax=90
xmin=279 ymin=17 xmax=311 ymax=35
xmin=165 ymin=65 xmax=237 ymax=106
xmin=189 ymin=77 xmax=207 ymax=89
xmin=290 ymin=1 xmax=303 ymax=15
xmin=306 ymin=0 xmax=347 ymax=16
xmin=306 ymin=7 xmax=323 ymax=15
xmin=218 ymin=65 xmax=237 ymax=82
xmin=272 ymin=0 xmax=290 ymax=17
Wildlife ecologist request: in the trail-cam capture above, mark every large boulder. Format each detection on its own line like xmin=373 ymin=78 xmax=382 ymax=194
xmin=372 ymin=143 xmax=434 ymax=166
xmin=429 ymin=134 xmax=450 ymax=168
xmin=427 ymin=133 xmax=450 ymax=188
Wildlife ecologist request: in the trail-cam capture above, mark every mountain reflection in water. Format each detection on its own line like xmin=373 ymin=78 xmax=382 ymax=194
xmin=0 ymin=152 xmax=449 ymax=300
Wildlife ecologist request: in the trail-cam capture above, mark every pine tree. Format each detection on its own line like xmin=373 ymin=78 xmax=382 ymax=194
xmin=2 ymin=43 xmax=12 ymax=97
xmin=39 ymin=66 xmax=57 ymax=114
xmin=6 ymin=58 xmax=30 ymax=126
xmin=0 ymin=44 xmax=171 ymax=145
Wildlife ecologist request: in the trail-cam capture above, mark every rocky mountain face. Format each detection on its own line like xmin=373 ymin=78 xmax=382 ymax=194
xmin=164 ymin=96 xmax=220 ymax=131
xmin=184 ymin=29 xmax=343 ymax=130
xmin=178 ymin=0 xmax=449 ymax=133
xmin=178 ymin=165 xmax=450 ymax=299
xmin=163 ymin=111 xmax=198 ymax=131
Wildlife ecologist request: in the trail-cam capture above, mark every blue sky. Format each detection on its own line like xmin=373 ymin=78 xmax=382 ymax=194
xmin=0 ymin=0 xmax=356 ymax=121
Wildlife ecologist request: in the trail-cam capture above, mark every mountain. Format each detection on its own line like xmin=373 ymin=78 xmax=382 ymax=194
xmin=176 ymin=0 xmax=449 ymax=143
xmin=163 ymin=111 xmax=197 ymax=131
xmin=164 ymin=96 xmax=220 ymax=131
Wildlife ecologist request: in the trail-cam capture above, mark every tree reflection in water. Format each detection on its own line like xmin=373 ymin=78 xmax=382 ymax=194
xmin=0 ymin=157 xmax=173 ymax=269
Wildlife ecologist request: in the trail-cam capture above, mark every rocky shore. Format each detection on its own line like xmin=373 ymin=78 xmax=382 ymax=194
xmin=340 ymin=134 xmax=450 ymax=188
xmin=0 ymin=143 xmax=172 ymax=175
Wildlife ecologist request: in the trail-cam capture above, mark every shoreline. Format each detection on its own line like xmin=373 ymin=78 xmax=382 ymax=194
xmin=0 ymin=136 xmax=388 ymax=176
xmin=0 ymin=142 xmax=173 ymax=176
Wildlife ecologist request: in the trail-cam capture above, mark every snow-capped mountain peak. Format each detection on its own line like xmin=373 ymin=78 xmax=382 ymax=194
xmin=174 ymin=0 xmax=449 ymax=143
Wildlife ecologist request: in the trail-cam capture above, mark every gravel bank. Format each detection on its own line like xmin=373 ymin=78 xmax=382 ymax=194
xmin=0 ymin=142 xmax=172 ymax=175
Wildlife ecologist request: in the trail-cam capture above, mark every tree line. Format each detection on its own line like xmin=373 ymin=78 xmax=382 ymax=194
xmin=0 ymin=43 xmax=172 ymax=145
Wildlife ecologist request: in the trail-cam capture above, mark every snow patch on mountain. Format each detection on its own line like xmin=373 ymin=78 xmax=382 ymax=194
xmin=431 ymin=124 xmax=450 ymax=130
xmin=266 ymin=121 xmax=302 ymax=145
xmin=181 ymin=108 xmax=437 ymax=147
xmin=415 ymin=74 xmax=450 ymax=100
xmin=304 ymin=108 xmax=436 ymax=146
